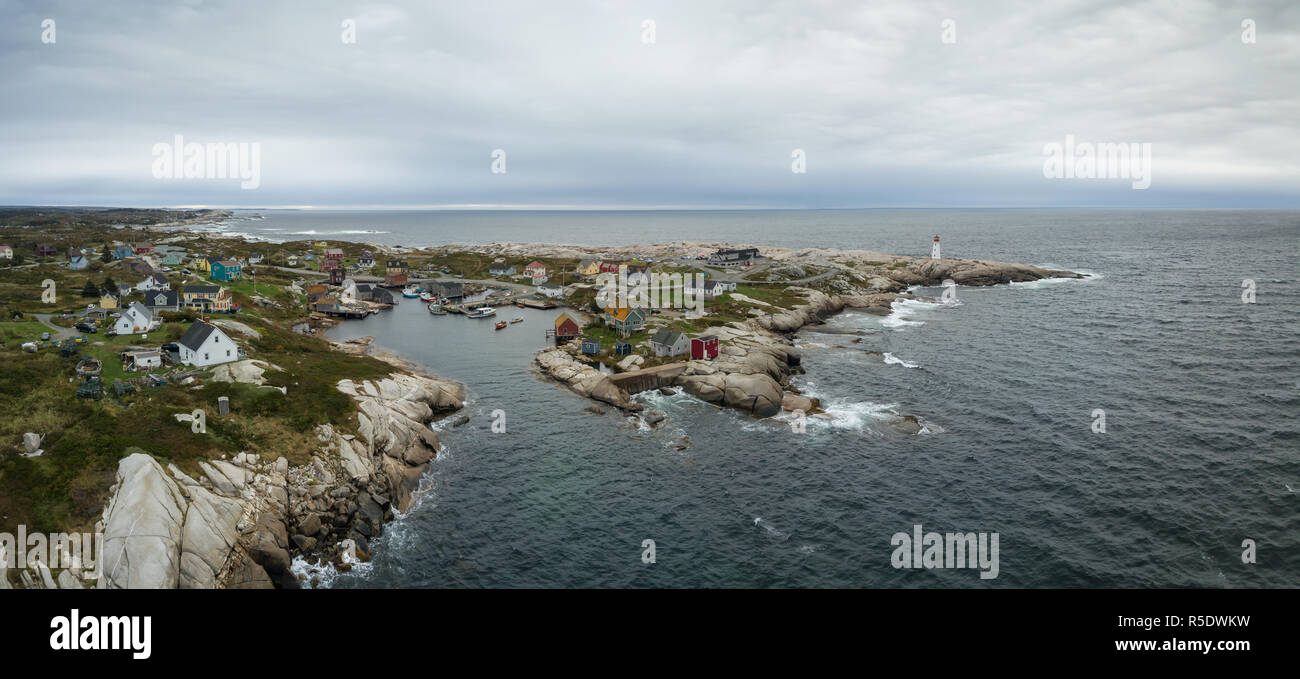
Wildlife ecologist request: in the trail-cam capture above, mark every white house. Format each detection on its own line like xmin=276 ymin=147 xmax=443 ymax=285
xmin=686 ymin=279 xmax=734 ymax=300
xmin=525 ymin=261 xmax=548 ymax=284
xmin=537 ymin=282 xmax=565 ymax=299
xmin=136 ymin=273 xmax=170 ymax=292
xmin=649 ymin=328 xmax=689 ymax=357
xmin=177 ymin=320 xmax=238 ymax=368
xmin=113 ymin=302 xmax=158 ymax=336
xmin=0 ymin=245 xmax=12 ymax=259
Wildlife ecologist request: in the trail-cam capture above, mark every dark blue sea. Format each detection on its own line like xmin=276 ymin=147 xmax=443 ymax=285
xmin=273 ymin=208 xmax=1298 ymax=588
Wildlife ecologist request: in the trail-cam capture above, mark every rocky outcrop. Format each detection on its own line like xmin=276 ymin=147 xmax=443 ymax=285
xmin=85 ymin=371 xmax=463 ymax=590
xmin=100 ymin=452 xmax=187 ymax=589
xmin=535 ymin=347 xmax=636 ymax=410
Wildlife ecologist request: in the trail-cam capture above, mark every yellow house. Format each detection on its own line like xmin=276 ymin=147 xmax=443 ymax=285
xmin=577 ymin=260 xmax=601 ymax=277
xmin=191 ymin=255 xmax=214 ymax=274
xmin=99 ymin=292 xmax=119 ymax=310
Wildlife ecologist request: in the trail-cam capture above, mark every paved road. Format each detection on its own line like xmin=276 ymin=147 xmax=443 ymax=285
xmin=33 ymin=314 xmax=77 ymax=341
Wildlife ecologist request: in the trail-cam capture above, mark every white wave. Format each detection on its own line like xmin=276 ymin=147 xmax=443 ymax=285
xmin=882 ymin=352 xmax=920 ymax=368
xmin=1011 ymin=268 xmax=1104 ymax=289
xmin=881 ymin=297 xmax=943 ymax=329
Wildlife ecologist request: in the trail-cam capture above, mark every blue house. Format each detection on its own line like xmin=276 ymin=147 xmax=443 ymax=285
xmin=112 ymin=246 xmax=134 ymax=260
xmin=580 ymin=338 xmax=601 ymax=355
xmin=209 ymin=259 xmax=243 ymax=282
xmin=68 ymin=255 xmax=89 ymax=271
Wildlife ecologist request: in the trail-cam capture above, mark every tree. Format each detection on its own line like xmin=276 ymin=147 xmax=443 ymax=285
xmin=101 ymin=276 xmax=117 ymax=293
xmin=81 ymin=280 xmax=98 ymax=298
xmin=100 ymin=244 xmax=112 ymax=263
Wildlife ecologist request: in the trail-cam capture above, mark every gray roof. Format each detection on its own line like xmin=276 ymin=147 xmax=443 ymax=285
xmin=184 ymin=285 xmax=220 ymax=294
xmin=178 ymin=321 xmax=218 ymax=351
xmin=145 ymin=290 xmax=179 ymax=307
xmin=127 ymin=301 xmax=153 ymax=320
xmin=651 ymin=328 xmax=685 ymax=346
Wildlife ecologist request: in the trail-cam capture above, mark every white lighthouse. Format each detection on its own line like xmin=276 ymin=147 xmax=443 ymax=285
xmin=931 ymin=235 xmax=941 ymax=260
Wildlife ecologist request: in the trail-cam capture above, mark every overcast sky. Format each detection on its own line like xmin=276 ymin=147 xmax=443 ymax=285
xmin=2 ymin=0 xmax=1297 ymax=208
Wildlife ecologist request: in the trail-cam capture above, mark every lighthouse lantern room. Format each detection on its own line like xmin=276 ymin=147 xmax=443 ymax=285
xmin=931 ymin=235 xmax=941 ymax=260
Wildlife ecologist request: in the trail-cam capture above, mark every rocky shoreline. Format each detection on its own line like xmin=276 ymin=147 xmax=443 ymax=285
xmin=83 ymin=370 xmax=462 ymax=589
xmin=534 ymin=254 xmax=1079 ymax=425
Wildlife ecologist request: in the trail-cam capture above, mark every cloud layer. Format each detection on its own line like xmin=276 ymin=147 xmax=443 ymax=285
xmin=2 ymin=0 xmax=1297 ymax=207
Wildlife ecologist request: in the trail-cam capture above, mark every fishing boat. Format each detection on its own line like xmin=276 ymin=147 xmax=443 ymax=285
xmin=466 ymin=306 xmax=497 ymax=319
xmin=401 ymin=285 xmax=421 ymax=298
xmin=75 ymin=357 xmax=103 ymax=377
xmin=494 ymin=321 xmax=507 ymax=330
xmin=510 ymin=316 xmax=524 ymax=324
xmin=418 ymin=291 xmax=438 ymax=303
xmin=515 ymin=302 xmax=526 ymax=309
xmin=427 ymin=303 xmax=446 ymax=315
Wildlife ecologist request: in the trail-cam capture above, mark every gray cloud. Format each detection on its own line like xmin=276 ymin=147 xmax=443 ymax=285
xmin=2 ymin=0 xmax=1297 ymax=207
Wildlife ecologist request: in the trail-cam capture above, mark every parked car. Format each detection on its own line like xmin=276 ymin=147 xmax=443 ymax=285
xmin=40 ymin=331 xmax=51 ymax=341
xmin=74 ymin=322 xmax=97 ymax=333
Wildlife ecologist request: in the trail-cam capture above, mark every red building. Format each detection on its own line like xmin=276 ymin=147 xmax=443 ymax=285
xmin=329 ymin=268 xmax=346 ymax=285
xmin=598 ymin=261 xmax=620 ymax=274
xmin=324 ymin=248 xmax=344 ymax=260
xmin=690 ymin=335 xmax=719 ymax=360
xmin=553 ymin=313 xmax=580 ymax=344
xmin=321 ymin=258 xmax=340 ymax=271
xmin=133 ymin=242 xmax=154 ymax=254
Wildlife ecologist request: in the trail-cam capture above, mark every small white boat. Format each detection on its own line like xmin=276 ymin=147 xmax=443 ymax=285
xmin=466 ymin=306 xmax=496 ymax=319
xmin=402 ymin=286 xmax=420 ymax=298
xmin=419 ymin=291 xmax=438 ymax=303
xmin=510 ymin=317 xmax=524 ymax=324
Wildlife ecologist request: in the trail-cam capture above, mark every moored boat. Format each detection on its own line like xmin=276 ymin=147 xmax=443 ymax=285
xmin=466 ymin=306 xmax=497 ymax=319
xmin=427 ymin=303 xmax=446 ymax=315
xmin=510 ymin=316 xmax=524 ymax=324
xmin=402 ymin=285 xmax=420 ymax=298
xmin=494 ymin=321 xmax=507 ymax=330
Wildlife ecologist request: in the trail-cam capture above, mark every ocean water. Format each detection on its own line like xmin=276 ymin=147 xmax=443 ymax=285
xmin=292 ymin=209 xmax=1297 ymax=588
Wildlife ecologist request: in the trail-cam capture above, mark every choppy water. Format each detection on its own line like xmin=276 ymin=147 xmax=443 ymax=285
xmin=304 ymin=209 xmax=1297 ymax=587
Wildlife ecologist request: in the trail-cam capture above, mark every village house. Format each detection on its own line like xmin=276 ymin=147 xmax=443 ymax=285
xmin=143 ymin=289 xmax=180 ymax=312
xmin=576 ymin=260 xmax=601 ymax=277
xmin=537 ymin=282 xmax=564 ymax=299
xmin=35 ymin=243 xmax=57 ymax=257
xmin=356 ymin=252 xmax=375 ymax=269
xmin=353 ymin=283 xmax=394 ymax=305
xmin=686 ymin=279 xmax=735 ymax=300
xmin=0 ymin=245 xmax=12 ymax=259
xmin=65 ymin=246 xmax=82 ymax=260
xmin=177 ymin=320 xmax=238 ymax=368
xmin=133 ymin=242 xmax=154 ymax=254
xmin=160 ymin=252 xmax=185 ymax=267
xmin=182 ymin=285 xmax=235 ymax=313
xmin=98 ymin=292 xmax=119 ymax=310
xmin=324 ymin=247 xmax=344 ymax=262
xmin=707 ymin=247 xmax=760 ymax=267
xmin=286 ymin=254 xmax=300 ymax=267
xmin=598 ymin=261 xmax=620 ymax=274
xmin=210 ymin=259 xmax=243 ymax=282
xmin=525 ymin=261 xmax=548 ymax=284
xmin=603 ymin=306 xmax=648 ymax=336
xmin=649 ymin=328 xmax=689 ymax=357
xmin=135 ymin=273 xmax=170 ymax=292
xmin=248 ymin=253 xmax=264 ymax=265
xmin=385 ymin=259 xmax=410 ymax=286
xmin=690 ymin=335 xmax=720 ymax=360
xmin=488 ymin=263 xmax=516 ymax=276
xmin=553 ymin=313 xmax=581 ymax=344
xmin=113 ymin=302 xmax=158 ymax=336
xmin=191 ymin=255 xmax=218 ymax=274
xmin=614 ymin=339 xmax=633 ymax=356
xmin=328 ymin=268 xmax=346 ymax=285
xmin=320 ymin=256 xmax=340 ymax=272
xmin=122 ymin=348 xmax=162 ymax=372
xmin=432 ymin=281 xmax=464 ymax=302
xmin=580 ymin=338 xmax=601 ymax=355
xmin=68 ymin=255 xmax=89 ymax=270
xmin=111 ymin=245 xmax=135 ymax=260
xmin=115 ymin=283 xmax=135 ymax=299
